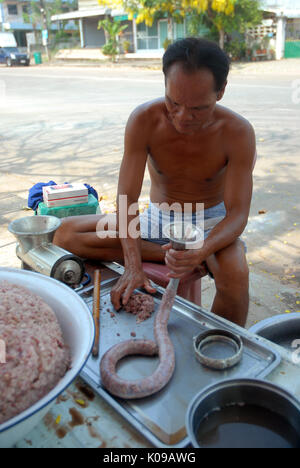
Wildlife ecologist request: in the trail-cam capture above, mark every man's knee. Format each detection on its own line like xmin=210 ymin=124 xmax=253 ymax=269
xmin=210 ymin=240 xmax=249 ymax=293
xmin=53 ymin=213 xmax=117 ymax=253
xmin=53 ymin=218 xmax=77 ymax=250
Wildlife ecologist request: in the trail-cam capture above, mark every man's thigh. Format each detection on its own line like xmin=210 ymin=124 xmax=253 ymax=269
xmin=71 ymin=213 xmax=117 ymax=233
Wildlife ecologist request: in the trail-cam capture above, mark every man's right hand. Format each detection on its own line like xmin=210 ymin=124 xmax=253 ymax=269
xmin=110 ymin=268 xmax=157 ymax=311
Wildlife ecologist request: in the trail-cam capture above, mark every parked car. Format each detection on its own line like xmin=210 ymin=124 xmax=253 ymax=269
xmin=0 ymin=32 xmax=30 ymax=67
xmin=0 ymin=47 xmax=30 ymax=66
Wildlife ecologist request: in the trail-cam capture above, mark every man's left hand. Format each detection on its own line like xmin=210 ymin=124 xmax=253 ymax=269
xmin=162 ymin=243 xmax=208 ymax=279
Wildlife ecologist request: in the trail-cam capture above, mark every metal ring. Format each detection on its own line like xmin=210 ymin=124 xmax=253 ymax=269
xmin=193 ymin=329 xmax=243 ymax=370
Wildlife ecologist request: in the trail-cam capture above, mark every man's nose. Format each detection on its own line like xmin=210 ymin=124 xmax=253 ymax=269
xmin=177 ymin=106 xmax=193 ymax=121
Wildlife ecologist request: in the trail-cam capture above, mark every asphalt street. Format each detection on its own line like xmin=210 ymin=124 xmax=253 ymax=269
xmin=0 ymin=62 xmax=299 ymax=327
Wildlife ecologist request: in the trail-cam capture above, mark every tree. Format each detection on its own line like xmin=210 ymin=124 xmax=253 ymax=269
xmin=98 ymin=0 xmax=178 ymax=40
xmin=21 ymin=0 xmax=78 ymax=59
xmin=22 ymin=0 xmax=78 ymax=35
xmin=226 ymin=0 xmax=262 ymax=33
xmin=98 ymin=0 xmax=238 ymax=43
xmin=98 ymin=0 xmax=262 ymax=49
xmin=98 ymin=18 xmax=128 ymax=62
xmin=203 ymin=0 xmax=262 ymax=48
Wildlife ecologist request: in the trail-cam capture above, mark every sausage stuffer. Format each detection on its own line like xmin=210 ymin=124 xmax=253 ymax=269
xmin=163 ymin=221 xmax=204 ymax=296
xmin=8 ymin=215 xmax=85 ymax=286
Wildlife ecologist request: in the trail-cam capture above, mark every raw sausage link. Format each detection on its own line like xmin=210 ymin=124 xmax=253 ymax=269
xmin=100 ymin=286 xmax=177 ymax=399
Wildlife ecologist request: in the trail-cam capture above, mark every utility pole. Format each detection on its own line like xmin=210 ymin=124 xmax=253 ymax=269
xmin=39 ymin=0 xmax=50 ymax=61
xmin=0 ymin=3 xmax=5 ymax=32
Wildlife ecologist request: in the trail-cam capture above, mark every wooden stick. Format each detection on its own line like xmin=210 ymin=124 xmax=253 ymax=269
xmin=92 ymin=269 xmax=101 ymax=358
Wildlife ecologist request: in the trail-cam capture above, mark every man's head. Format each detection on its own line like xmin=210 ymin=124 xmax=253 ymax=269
xmin=163 ymin=38 xmax=230 ymax=134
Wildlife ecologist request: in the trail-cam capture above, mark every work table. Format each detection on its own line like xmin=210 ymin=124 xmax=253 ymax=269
xmin=14 ymin=262 xmax=300 ymax=449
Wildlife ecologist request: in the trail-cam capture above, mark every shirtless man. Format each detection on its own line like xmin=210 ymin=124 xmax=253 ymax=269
xmin=54 ymin=38 xmax=256 ymax=327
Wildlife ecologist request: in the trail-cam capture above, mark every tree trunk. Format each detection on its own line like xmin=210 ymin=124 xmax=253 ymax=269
xmin=167 ymin=17 xmax=173 ymax=41
xmin=219 ymin=28 xmax=225 ymax=50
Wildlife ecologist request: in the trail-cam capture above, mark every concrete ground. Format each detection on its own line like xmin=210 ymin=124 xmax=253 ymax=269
xmin=0 ymin=58 xmax=299 ymax=329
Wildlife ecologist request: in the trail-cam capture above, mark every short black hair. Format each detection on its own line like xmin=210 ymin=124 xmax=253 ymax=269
xmin=163 ymin=37 xmax=230 ymax=92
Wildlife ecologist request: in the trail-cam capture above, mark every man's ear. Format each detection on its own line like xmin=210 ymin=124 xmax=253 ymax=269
xmin=216 ymin=80 xmax=227 ymax=101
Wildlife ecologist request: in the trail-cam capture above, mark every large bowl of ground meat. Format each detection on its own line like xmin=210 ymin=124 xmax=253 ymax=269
xmin=0 ymin=267 xmax=95 ymax=448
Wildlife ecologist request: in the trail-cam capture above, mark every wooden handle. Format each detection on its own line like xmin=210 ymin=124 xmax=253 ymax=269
xmin=92 ymin=269 xmax=101 ymax=358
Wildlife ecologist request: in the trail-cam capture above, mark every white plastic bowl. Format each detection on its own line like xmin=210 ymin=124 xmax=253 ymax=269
xmin=0 ymin=267 xmax=95 ymax=448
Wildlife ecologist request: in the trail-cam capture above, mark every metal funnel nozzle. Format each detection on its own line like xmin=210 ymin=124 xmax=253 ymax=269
xmin=163 ymin=222 xmax=204 ymax=250
xmin=8 ymin=216 xmax=62 ymax=254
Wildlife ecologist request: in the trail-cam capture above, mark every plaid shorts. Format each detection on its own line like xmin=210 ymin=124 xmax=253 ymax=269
xmin=140 ymin=200 xmax=247 ymax=252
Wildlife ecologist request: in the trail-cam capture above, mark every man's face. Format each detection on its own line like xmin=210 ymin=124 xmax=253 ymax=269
xmin=165 ymin=63 xmax=225 ymax=135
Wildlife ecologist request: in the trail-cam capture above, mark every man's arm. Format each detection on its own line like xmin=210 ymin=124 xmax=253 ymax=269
xmin=164 ymin=119 xmax=256 ymax=278
xmin=111 ymin=105 xmax=156 ymax=309
xmin=200 ymin=119 xmax=256 ymax=258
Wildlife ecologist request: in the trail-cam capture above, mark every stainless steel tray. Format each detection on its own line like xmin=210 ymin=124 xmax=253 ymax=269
xmin=79 ymin=274 xmax=281 ymax=448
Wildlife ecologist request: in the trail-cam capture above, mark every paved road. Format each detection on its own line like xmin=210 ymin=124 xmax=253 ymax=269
xmin=0 ymin=64 xmax=299 ymax=326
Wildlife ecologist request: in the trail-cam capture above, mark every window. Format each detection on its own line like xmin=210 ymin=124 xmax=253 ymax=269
xmin=286 ymin=19 xmax=300 ymax=41
xmin=137 ymin=22 xmax=159 ymax=50
xmin=22 ymin=4 xmax=31 ymax=22
xmin=174 ymin=22 xmax=185 ymax=40
xmin=7 ymin=4 xmax=18 ymax=15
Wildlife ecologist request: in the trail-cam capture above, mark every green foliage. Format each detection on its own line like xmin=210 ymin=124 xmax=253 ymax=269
xmin=21 ymin=1 xmax=79 ymax=34
xmin=188 ymin=0 xmax=263 ymax=48
xmin=221 ymin=0 xmax=263 ymax=33
xmin=122 ymin=39 xmax=131 ymax=53
xmin=163 ymin=38 xmax=172 ymax=50
xmin=52 ymin=28 xmax=79 ymax=46
xmin=225 ymin=38 xmax=246 ymax=59
xmin=186 ymin=14 xmax=218 ymax=42
xmin=186 ymin=15 xmax=204 ymax=37
xmin=102 ymin=42 xmax=117 ymax=56
xmin=98 ymin=19 xmax=128 ymax=62
xmin=99 ymin=0 xmax=262 ymax=47
xmin=98 ymin=18 xmax=128 ymax=39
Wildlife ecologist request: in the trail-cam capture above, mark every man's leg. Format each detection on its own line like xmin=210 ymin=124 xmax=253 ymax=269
xmin=53 ymin=214 xmax=165 ymax=263
xmin=205 ymin=239 xmax=249 ymax=327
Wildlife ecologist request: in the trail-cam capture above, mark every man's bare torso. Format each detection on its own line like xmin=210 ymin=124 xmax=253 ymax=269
xmin=140 ymin=98 xmax=249 ymax=211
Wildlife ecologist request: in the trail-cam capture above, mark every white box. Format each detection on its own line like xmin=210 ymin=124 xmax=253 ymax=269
xmin=45 ymin=196 xmax=89 ymax=208
xmin=43 ymin=183 xmax=89 ymax=208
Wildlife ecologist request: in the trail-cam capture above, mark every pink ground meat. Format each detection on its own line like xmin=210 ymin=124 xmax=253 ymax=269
xmin=0 ymin=281 xmax=70 ymax=425
xmin=124 ymin=293 xmax=155 ymax=323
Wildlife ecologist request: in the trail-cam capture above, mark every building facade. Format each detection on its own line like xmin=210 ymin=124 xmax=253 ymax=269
xmin=262 ymin=0 xmax=300 ymax=58
xmin=50 ymin=0 xmax=300 ymax=58
xmin=0 ymin=0 xmax=77 ymax=47
xmin=0 ymin=1 xmax=36 ymax=46
xmin=51 ymin=0 xmax=112 ymax=48
xmin=51 ymin=0 xmax=209 ymax=53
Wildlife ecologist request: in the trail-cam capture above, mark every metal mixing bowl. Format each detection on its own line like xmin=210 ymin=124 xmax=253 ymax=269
xmin=249 ymin=313 xmax=300 ymax=353
xmin=186 ymin=378 xmax=300 ymax=448
xmin=0 ymin=268 xmax=95 ymax=448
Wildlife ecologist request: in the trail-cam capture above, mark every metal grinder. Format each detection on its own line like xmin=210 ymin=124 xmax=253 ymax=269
xmin=8 ymin=215 xmax=85 ymax=286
